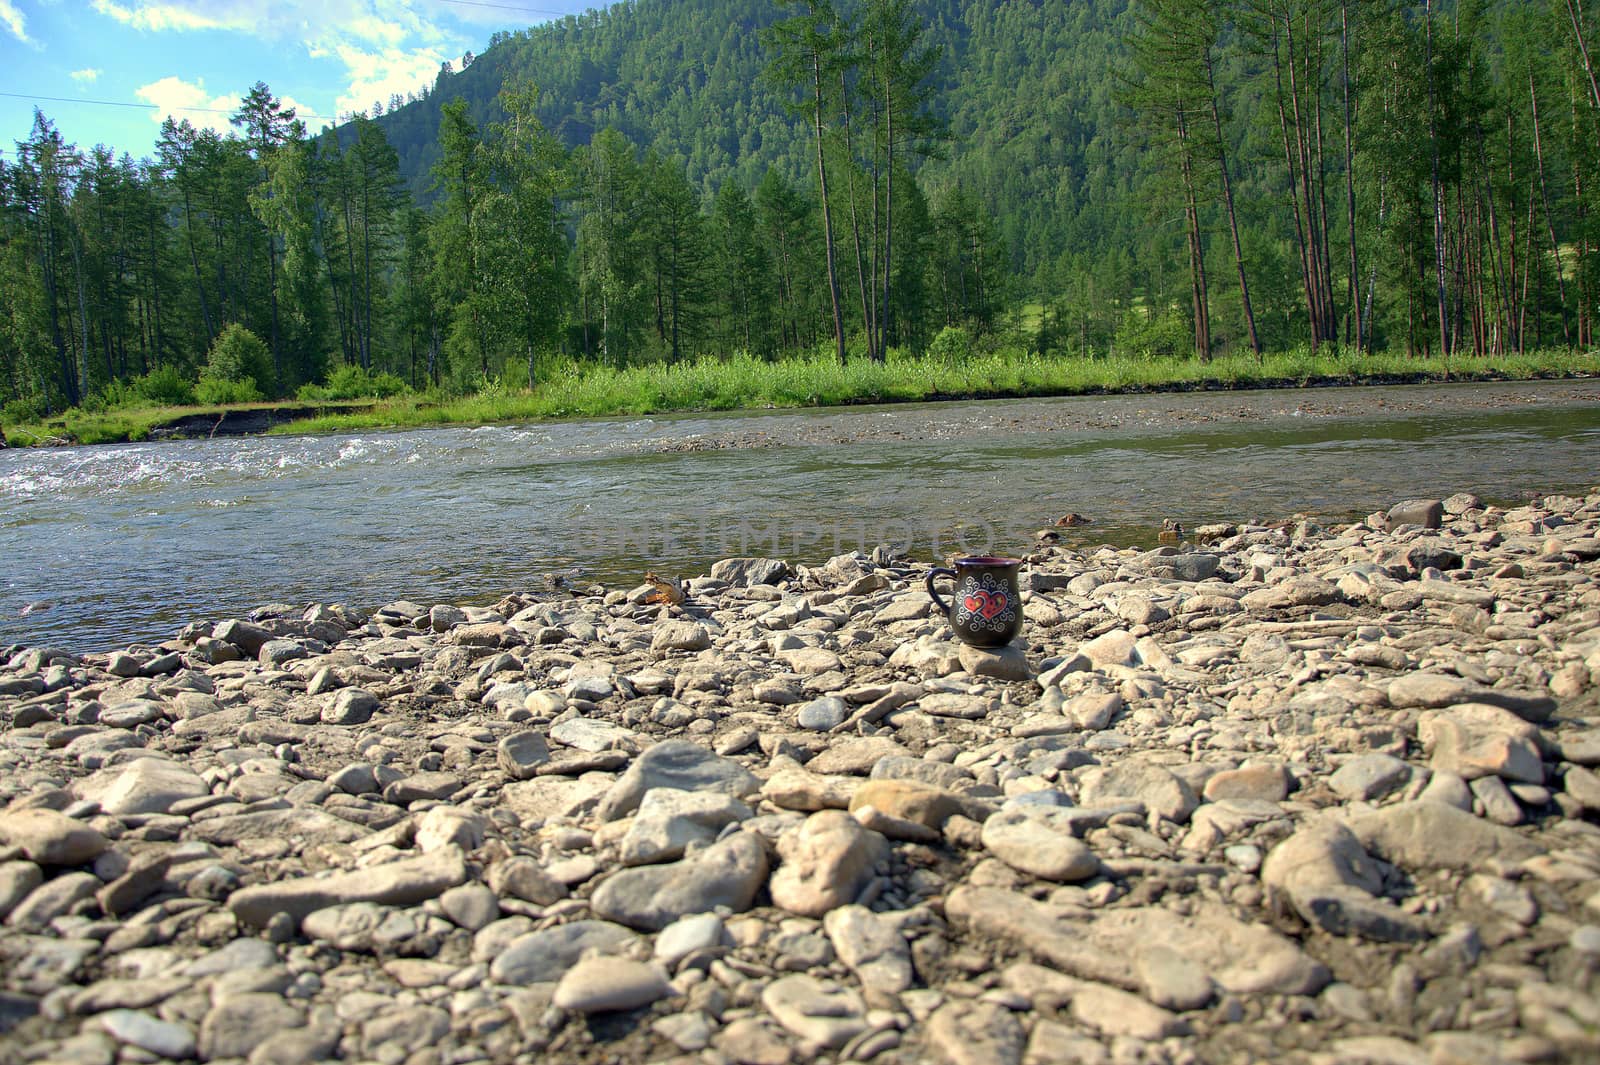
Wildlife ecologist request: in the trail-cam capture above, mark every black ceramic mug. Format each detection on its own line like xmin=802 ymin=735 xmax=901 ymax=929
xmin=924 ymin=555 xmax=1024 ymax=648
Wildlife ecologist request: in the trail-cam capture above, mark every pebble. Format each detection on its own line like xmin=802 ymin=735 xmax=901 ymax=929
xmin=619 ymin=787 xmax=753 ymax=865
xmin=981 ymin=807 xmax=1100 ymax=882
xmin=0 ymin=488 xmax=1595 ymax=1065
xmin=552 ymin=955 xmax=675 ymax=1012
xmin=769 ymin=811 xmax=887 ymax=917
xmin=488 ymin=919 xmax=639 ymax=984
xmin=590 ymin=831 xmax=768 ymax=930
xmin=322 ymin=686 xmax=379 ymax=725
xmin=0 ymin=809 xmax=109 ymax=866
xmin=797 ymin=695 xmax=848 ymax=730
xmin=496 ymin=730 xmax=550 ymax=779
xmin=197 ymin=992 xmax=303 ymax=1061
xmin=74 ymin=757 xmax=209 ymax=815
xmin=596 ymin=738 xmax=760 ymax=821
xmin=1329 ymin=753 xmax=1413 ymax=801
xmin=926 ymin=998 xmax=1025 ymax=1065
xmin=226 ymin=846 xmax=468 ymax=927
xmin=1419 ymin=703 xmax=1545 ymax=783
xmin=847 ymin=778 xmax=962 ymax=829
xmin=98 ymin=1009 xmax=196 ymax=1059
xmin=1203 ymin=763 xmax=1290 ymax=803
xmin=761 ymin=974 xmax=868 ymax=1048
xmin=654 ymin=912 xmax=726 ymax=968
xmin=823 ymin=903 xmax=912 ymax=993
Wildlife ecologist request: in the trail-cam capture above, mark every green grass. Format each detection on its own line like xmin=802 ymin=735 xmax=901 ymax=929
xmin=7 ymin=404 xmax=194 ymax=446
xmin=4 ymin=399 xmax=373 ymax=447
xmin=7 ymin=345 xmax=1598 ymax=444
xmin=277 ymin=345 xmax=1600 ymax=436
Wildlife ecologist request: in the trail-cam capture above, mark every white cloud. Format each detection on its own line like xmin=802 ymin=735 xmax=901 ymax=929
xmin=135 ymin=76 xmax=242 ymax=136
xmin=279 ymin=95 xmax=315 ymax=125
xmin=0 ymin=0 xmax=30 ymax=44
xmin=93 ymin=0 xmax=460 ymax=48
xmin=70 ymin=68 xmax=103 ymax=85
xmin=331 ymin=43 xmax=449 ymax=118
xmin=93 ymin=0 xmax=252 ymax=33
xmin=96 ymin=0 xmax=474 ymax=125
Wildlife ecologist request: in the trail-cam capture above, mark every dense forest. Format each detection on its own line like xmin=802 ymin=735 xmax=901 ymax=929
xmin=1 ymin=0 xmax=1596 ymax=420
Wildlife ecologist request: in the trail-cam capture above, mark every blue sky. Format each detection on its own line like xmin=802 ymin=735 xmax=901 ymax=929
xmin=0 ymin=0 xmax=598 ymax=162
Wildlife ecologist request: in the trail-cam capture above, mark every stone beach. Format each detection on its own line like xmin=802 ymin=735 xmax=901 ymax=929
xmin=1 ymin=489 xmax=1599 ymax=1065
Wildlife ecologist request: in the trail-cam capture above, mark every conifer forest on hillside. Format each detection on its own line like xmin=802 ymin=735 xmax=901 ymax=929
xmin=2 ymin=0 xmax=1597 ymax=424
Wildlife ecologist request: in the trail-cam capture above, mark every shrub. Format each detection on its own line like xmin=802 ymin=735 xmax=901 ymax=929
xmin=196 ymin=376 xmax=262 ymax=405
xmin=926 ymin=325 xmax=975 ymax=364
xmin=1113 ymin=311 xmax=1192 ymax=360
xmin=298 ymin=364 xmax=411 ymax=401
xmin=136 ymin=365 xmax=197 ymax=406
xmin=2 ymin=395 xmax=50 ymax=426
xmin=202 ymin=324 xmax=274 ymax=398
xmin=78 ymin=383 xmax=121 ymax=413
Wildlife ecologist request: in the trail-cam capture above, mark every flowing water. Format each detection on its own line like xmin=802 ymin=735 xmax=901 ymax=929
xmin=3 ymin=379 xmax=1598 ymax=652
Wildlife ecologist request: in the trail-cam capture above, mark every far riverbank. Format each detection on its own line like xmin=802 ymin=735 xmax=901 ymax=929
xmin=5 ymin=347 xmax=1597 ymax=447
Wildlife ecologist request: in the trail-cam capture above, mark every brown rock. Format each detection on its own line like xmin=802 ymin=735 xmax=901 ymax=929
xmin=769 ymin=810 xmax=887 ymax=917
xmin=0 ymin=809 xmax=109 ymax=866
xmin=848 ymin=779 xmax=963 ymax=829
xmin=1202 ymin=763 xmax=1291 ymax=803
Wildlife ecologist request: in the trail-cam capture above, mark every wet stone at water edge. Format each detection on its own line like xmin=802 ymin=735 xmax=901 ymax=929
xmin=2 ymin=491 xmax=1600 ymax=1063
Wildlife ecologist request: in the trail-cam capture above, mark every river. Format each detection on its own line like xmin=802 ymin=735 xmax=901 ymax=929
xmin=3 ymin=379 xmax=1598 ymax=652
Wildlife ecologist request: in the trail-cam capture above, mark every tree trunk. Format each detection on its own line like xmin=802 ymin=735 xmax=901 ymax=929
xmin=839 ymin=68 xmax=877 ymax=362
xmin=1565 ymin=0 xmax=1600 ymax=115
xmin=1529 ymin=71 xmax=1572 ymax=345
xmin=1426 ymin=0 xmax=1451 ymax=357
xmin=1482 ymin=165 xmax=1509 ymax=357
xmin=178 ymin=184 xmax=216 ymax=341
xmin=1571 ymin=82 xmax=1592 ymax=346
xmin=879 ymin=68 xmax=894 ymax=360
xmin=1307 ymin=10 xmax=1336 ymax=342
xmin=1176 ymin=106 xmax=1210 ymax=360
xmin=808 ymin=13 xmax=848 ymax=366
xmin=1362 ymin=174 xmax=1384 ymax=350
xmin=361 ymin=177 xmax=375 ymax=372
xmin=1522 ymin=193 xmax=1537 ymax=349
xmin=1272 ymin=22 xmax=1320 ymax=350
xmin=1341 ymin=0 xmax=1360 ymax=349
xmin=1506 ymin=110 xmax=1523 ymax=352
xmin=68 ymin=224 xmax=92 ymax=401
xmin=1204 ymin=49 xmax=1259 ymax=358
xmin=267 ymin=236 xmax=282 ymax=386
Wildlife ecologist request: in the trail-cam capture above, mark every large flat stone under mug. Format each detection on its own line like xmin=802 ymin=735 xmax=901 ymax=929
xmin=924 ymin=555 xmax=1024 ymax=648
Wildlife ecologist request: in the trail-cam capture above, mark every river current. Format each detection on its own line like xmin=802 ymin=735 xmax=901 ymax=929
xmin=3 ymin=379 xmax=1598 ymax=651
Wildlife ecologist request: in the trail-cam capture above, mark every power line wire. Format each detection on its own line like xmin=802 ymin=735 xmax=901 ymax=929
xmin=0 ymin=1 xmax=597 ymax=139
xmin=436 ymin=0 xmax=587 ymax=18
xmin=0 ymin=89 xmax=332 ymax=120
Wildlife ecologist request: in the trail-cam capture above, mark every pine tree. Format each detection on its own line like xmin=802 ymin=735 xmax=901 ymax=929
xmin=573 ymin=128 xmax=646 ymax=367
xmin=345 ymin=116 xmax=405 ymax=372
xmin=763 ymin=0 xmax=850 ymax=364
xmin=233 ymin=82 xmax=302 ymax=389
xmin=431 ymin=98 xmax=489 ymax=383
xmin=712 ymin=181 xmax=776 ymax=356
xmin=641 ymin=152 xmax=711 ymax=364
xmin=480 ymin=80 xmax=571 ymax=387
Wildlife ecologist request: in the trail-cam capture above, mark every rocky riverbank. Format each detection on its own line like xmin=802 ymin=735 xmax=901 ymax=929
xmin=144 ymin=406 xmax=370 ymax=443
xmin=2 ymin=491 xmax=1599 ymax=1065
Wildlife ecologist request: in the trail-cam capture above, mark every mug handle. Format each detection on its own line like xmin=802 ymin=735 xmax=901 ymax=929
xmin=924 ymin=567 xmax=957 ymax=614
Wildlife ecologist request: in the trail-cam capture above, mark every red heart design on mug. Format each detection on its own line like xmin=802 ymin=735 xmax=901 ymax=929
xmin=979 ymin=590 xmax=1008 ymax=619
xmin=963 ymin=592 xmax=991 ymax=617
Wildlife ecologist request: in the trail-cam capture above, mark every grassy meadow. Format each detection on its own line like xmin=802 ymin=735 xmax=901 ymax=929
xmin=5 ymin=345 xmax=1598 ymax=446
xmin=270 ymin=346 xmax=1600 ymax=436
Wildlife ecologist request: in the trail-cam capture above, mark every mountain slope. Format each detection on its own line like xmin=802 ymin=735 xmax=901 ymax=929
xmin=370 ymin=0 xmax=1135 ymax=285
